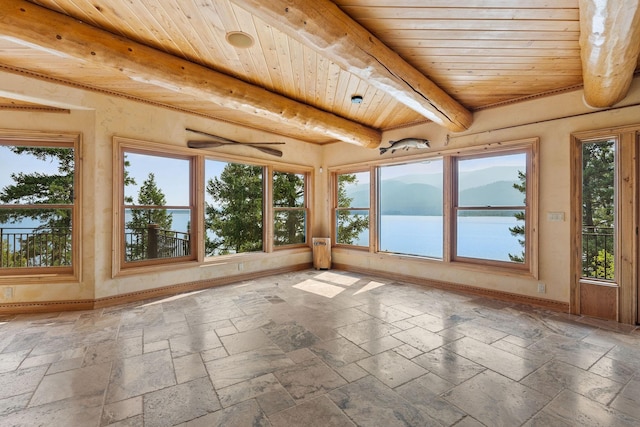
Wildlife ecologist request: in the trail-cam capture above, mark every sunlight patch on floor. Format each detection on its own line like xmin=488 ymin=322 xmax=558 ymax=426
xmin=293 ymin=279 xmax=346 ymax=298
xmin=139 ymin=289 xmax=206 ymax=307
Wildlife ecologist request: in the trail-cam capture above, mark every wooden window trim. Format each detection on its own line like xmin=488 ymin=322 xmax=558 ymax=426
xmin=332 ymin=168 xmax=373 ymax=250
xmin=451 ymin=147 xmax=533 ymax=273
xmin=0 ymin=129 xmax=81 ymax=284
xmin=199 ymin=152 xmax=313 ymax=261
xmin=113 ymin=137 xmax=198 ymax=276
xmin=329 ymin=137 xmax=539 ymax=277
xmin=271 ymin=168 xmax=310 ymax=250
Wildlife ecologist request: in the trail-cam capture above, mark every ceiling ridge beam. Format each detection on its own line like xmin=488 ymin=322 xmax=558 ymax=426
xmin=0 ymin=0 xmax=381 ymax=147
xmin=579 ymin=0 xmax=640 ymax=107
xmin=231 ymin=0 xmax=473 ymax=132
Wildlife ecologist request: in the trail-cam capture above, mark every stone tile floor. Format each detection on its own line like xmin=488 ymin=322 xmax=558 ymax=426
xmin=1 ymin=269 xmax=639 ymax=426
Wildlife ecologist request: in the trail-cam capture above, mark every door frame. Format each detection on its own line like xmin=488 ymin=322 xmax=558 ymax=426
xmin=570 ymin=125 xmax=638 ymax=324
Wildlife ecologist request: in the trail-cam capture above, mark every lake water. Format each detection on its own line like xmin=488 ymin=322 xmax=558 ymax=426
xmin=3 ymin=212 xmax=524 ymax=263
xmin=371 ymin=215 xmax=522 ymax=262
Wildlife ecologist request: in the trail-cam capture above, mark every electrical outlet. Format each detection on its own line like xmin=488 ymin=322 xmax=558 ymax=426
xmin=3 ymin=287 xmax=13 ymax=299
xmin=537 ymin=282 xmax=546 ymax=294
xmin=238 ymin=262 xmax=244 ymax=271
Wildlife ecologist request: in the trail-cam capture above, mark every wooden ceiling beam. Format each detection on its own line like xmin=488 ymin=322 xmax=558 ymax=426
xmin=231 ymin=0 xmax=473 ymax=132
xmin=579 ymin=0 xmax=640 ymax=107
xmin=0 ymin=0 xmax=381 ymax=147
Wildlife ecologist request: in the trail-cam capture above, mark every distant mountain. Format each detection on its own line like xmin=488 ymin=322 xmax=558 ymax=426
xmin=379 ymin=181 xmax=442 ymax=215
xmin=344 ymin=166 xmax=525 ymax=214
xmin=459 ymin=181 xmax=523 ymax=206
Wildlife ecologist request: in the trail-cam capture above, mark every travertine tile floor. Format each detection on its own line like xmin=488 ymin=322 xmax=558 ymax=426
xmin=1 ymin=269 xmax=640 ymax=426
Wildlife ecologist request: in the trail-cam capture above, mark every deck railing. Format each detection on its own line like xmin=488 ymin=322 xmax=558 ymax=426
xmin=582 ymin=226 xmax=614 ymax=280
xmin=125 ymin=224 xmax=191 ymax=261
xmin=0 ymin=227 xmax=72 ymax=268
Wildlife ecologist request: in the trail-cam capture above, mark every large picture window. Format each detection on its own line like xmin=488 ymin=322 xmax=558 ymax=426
xmin=379 ymin=160 xmax=443 ymax=258
xmin=0 ymin=135 xmax=79 ymax=275
xmin=121 ymin=149 xmax=193 ymax=265
xmin=332 ymin=138 xmax=537 ymax=274
xmin=273 ymin=170 xmax=307 ymax=247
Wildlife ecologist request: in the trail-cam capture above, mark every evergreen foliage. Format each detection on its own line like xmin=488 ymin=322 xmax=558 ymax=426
xmin=0 ymin=146 xmax=74 ymax=267
xmin=206 ymin=163 xmax=263 ymax=255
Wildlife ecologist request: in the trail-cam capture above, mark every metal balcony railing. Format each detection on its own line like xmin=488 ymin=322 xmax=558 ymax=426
xmin=582 ymin=226 xmax=614 ymax=280
xmin=125 ymin=224 xmax=191 ymax=261
xmin=0 ymin=227 xmax=72 ymax=268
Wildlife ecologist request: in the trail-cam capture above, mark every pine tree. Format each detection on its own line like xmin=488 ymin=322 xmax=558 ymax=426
xmin=206 ymin=163 xmax=263 ymax=255
xmin=508 ymin=170 xmax=526 ymax=263
xmin=125 ymin=172 xmax=173 ymax=260
xmin=0 ymin=146 xmax=74 ymax=267
xmin=336 ymin=174 xmax=369 ymax=245
xmin=273 ymin=171 xmax=305 ymax=246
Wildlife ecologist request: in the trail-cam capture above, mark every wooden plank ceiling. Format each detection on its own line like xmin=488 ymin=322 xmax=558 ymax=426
xmin=0 ymin=0 xmax=638 ymax=147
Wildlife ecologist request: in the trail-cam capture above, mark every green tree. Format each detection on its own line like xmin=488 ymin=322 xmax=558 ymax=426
xmin=0 ymin=146 xmax=74 ymax=267
xmin=508 ymin=170 xmax=526 ymax=263
xmin=582 ymin=141 xmax=615 ymax=279
xmin=206 ymin=163 xmax=263 ymax=255
xmin=336 ymin=174 xmax=369 ymax=245
xmin=273 ymin=172 xmax=305 ymax=246
xmin=125 ymin=172 xmax=173 ymax=260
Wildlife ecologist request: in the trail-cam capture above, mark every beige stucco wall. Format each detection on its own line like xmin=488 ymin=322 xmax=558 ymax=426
xmin=1 ymin=69 xmax=639 ymax=307
xmin=0 ymin=71 xmax=320 ymax=304
xmin=322 ymin=77 xmax=640 ymax=304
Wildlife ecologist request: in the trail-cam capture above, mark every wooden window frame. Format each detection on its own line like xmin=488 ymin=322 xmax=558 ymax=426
xmin=200 ymin=153 xmax=313 ymax=259
xmin=451 ymin=147 xmax=534 ymax=272
xmin=271 ymin=167 xmax=310 ymax=250
xmin=0 ymin=129 xmax=81 ymax=283
xmin=332 ymin=168 xmax=374 ymax=250
xmin=329 ymin=137 xmax=538 ymax=277
xmin=113 ymin=137 xmax=198 ymax=276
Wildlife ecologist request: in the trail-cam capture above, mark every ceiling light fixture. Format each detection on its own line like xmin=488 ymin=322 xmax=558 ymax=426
xmin=225 ymin=31 xmax=254 ymax=49
xmin=351 ymin=95 xmax=363 ymax=104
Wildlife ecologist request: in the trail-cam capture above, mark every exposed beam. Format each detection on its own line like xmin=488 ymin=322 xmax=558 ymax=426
xmin=579 ymin=0 xmax=640 ymax=107
xmin=231 ymin=0 xmax=473 ymax=132
xmin=0 ymin=0 xmax=381 ymax=148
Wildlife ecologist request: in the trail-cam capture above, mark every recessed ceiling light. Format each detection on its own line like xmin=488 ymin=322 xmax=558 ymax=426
xmin=226 ymin=31 xmax=254 ymax=49
xmin=351 ymin=95 xmax=363 ymax=104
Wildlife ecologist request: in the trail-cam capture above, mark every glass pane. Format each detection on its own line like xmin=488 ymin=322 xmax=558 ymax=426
xmin=581 ymin=139 xmax=615 ymax=280
xmin=205 ymin=160 xmax=263 ymax=256
xmin=456 ymin=210 xmax=525 ymax=263
xmin=337 ymin=172 xmax=369 ymax=208
xmin=0 ymin=209 xmax=73 ymax=267
xmin=125 ymin=208 xmax=191 ymax=261
xmin=0 ymin=145 xmax=75 ymax=205
xmin=273 ymin=172 xmax=305 ymax=208
xmin=458 ymin=153 xmax=527 ymax=207
xmin=124 ymin=152 xmax=190 ymax=206
xmin=379 ymin=160 xmax=443 ymax=258
xmin=336 ymin=210 xmax=369 ymax=246
xmin=274 ymin=210 xmax=306 ymax=246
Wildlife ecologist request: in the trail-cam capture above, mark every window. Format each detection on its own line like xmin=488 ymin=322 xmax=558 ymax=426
xmin=205 ymin=159 xmax=263 ymax=255
xmin=0 ymin=134 xmax=79 ymax=276
xmin=379 ymin=160 xmax=443 ymax=258
xmin=119 ymin=146 xmax=194 ymax=266
xmin=273 ymin=170 xmax=307 ymax=247
xmin=331 ymin=138 xmax=537 ymax=274
xmin=454 ymin=151 xmax=529 ymax=266
xmin=335 ymin=171 xmax=370 ymax=247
